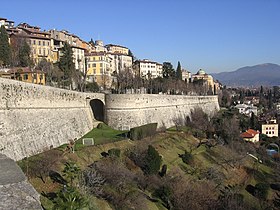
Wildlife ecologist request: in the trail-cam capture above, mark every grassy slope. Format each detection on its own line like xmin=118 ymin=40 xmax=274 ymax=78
xmin=19 ymin=126 xmax=278 ymax=210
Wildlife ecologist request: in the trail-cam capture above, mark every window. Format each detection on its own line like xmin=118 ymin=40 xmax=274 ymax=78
xmin=38 ymin=41 xmax=41 ymax=45
xmin=40 ymin=74 xmax=43 ymax=80
xmin=23 ymin=74 xmax=28 ymax=80
xmin=94 ymin=70 xmax=96 ymax=74
xmin=88 ymin=64 xmax=91 ymax=68
xmin=93 ymin=63 xmax=96 ymax=67
xmin=100 ymin=63 xmax=103 ymax=67
xmin=43 ymin=41 xmax=45 ymax=46
xmin=39 ymin=48 xmax=41 ymax=54
xmin=33 ymin=40 xmax=36 ymax=45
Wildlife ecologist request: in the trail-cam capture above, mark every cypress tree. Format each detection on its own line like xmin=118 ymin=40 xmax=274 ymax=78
xmin=143 ymin=145 xmax=162 ymax=175
xmin=0 ymin=25 xmax=11 ymax=67
xmin=19 ymin=39 xmax=32 ymax=67
xmin=59 ymin=42 xmax=75 ymax=88
xmin=176 ymin=61 xmax=182 ymax=80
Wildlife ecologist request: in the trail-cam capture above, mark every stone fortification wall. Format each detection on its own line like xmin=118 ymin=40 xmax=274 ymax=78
xmin=0 ymin=78 xmax=104 ymax=160
xmin=105 ymin=94 xmax=220 ymax=130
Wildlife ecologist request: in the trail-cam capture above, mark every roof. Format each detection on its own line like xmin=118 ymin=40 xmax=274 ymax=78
xmin=105 ymin=44 xmax=128 ymax=49
xmin=197 ymin=69 xmax=206 ymax=75
xmin=240 ymin=129 xmax=259 ymax=138
xmin=135 ymin=59 xmax=162 ymax=65
xmin=8 ymin=67 xmax=44 ymax=74
xmin=85 ymin=51 xmax=107 ymax=56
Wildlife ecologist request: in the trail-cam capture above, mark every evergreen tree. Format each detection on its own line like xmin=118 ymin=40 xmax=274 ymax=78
xmin=59 ymin=42 xmax=75 ymax=88
xmin=18 ymin=39 xmax=32 ymax=67
xmin=143 ymin=145 xmax=162 ymax=175
xmin=176 ymin=61 xmax=182 ymax=80
xmin=162 ymin=62 xmax=175 ymax=78
xmin=0 ymin=25 xmax=11 ymax=67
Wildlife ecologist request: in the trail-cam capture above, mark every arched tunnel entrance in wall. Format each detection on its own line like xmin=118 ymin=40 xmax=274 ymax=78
xmin=90 ymin=99 xmax=105 ymax=122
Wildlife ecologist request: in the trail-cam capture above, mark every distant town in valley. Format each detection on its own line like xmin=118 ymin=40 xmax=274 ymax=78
xmin=1 ymin=15 xmax=280 ymax=210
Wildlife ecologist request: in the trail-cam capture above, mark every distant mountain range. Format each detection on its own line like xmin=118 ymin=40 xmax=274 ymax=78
xmin=212 ymin=63 xmax=280 ymax=87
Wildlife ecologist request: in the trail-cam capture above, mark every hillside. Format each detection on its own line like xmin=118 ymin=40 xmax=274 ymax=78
xmin=17 ymin=124 xmax=280 ymax=210
xmin=212 ymin=63 xmax=280 ymax=87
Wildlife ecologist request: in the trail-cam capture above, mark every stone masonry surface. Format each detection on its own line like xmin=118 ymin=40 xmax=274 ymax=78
xmin=0 ymin=77 xmax=104 ymax=160
xmin=0 ymin=153 xmax=42 ymax=210
xmin=105 ymin=94 xmax=220 ymax=130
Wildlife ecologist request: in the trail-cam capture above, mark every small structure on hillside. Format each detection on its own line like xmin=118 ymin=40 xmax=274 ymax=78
xmin=235 ymin=103 xmax=257 ymax=116
xmin=240 ymin=129 xmax=260 ymax=143
xmin=261 ymin=119 xmax=278 ymax=137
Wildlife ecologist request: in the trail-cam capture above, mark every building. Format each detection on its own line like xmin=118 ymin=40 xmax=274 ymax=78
xmin=4 ymin=67 xmax=45 ymax=85
xmin=240 ymin=129 xmax=260 ymax=143
xmin=0 ymin=17 xmax=14 ymax=29
xmin=133 ymin=59 xmax=163 ymax=79
xmin=86 ymin=52 xmax=111 ymax=87
xmin=108 ymin=53 xmax=133 ymax=74
xmin=105 ymin=44 xmax=129 ymax=55
xmin=49 ymin=29 xmax=88 ymax=71
xmin=262 ymin=119 xmax=278 ymax=138
xmin=9 ymin=23 xmax=53 ymax=64
xmin=235 ymin=103 xmax=258 ymax=116
xmin=182 ymin=69 xmax=192 ymax=82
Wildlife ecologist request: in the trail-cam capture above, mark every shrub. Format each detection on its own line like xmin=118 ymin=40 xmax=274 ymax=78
xmin=254 ymin=183 xmax=269 ymax=199
xmin=129 ymin=123 xmax=157 ymax=140
xmin=97 ymin=123 xmax=108 ymax=129
xmin=179 ymin=150 xmax=194 ymax=165
xmin=108 ymin=148 xmax=121 ymax=157
xmin=143 ymin=145 xmax=162 ymax=175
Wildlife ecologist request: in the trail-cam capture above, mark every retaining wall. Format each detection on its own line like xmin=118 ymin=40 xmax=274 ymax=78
xmin=0 ymin=78 xmax=104 ymax=160
xmin=105 ymin=94 xmax=220 ymax=130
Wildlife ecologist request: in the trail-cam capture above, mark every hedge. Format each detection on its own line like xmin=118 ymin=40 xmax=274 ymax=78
xmin=129 ymin=123 xmax=158 ymax=140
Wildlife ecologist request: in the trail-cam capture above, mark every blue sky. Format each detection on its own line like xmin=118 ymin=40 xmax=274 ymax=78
xmin=1 ymin=0 xmax=280 ymax=73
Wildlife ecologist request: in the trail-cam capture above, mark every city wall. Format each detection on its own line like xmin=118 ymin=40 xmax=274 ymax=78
xmin=105 ymin=94 xmax=220 ymax=130
xmin=0 ymin=77 xmax=219 ymax=161
xmin=0 ymin=77 xmax=104 ymax=160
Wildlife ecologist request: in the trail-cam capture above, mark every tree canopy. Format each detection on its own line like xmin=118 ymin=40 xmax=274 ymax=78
xmin=59 ymin=42 xmax=75 ymax=88
xmin=163 ymin=62 xmax=175 ymax=78
xmin=176 ymin=61 xmax=182 ymax=80
xmin=0 ymin=25 xmax=11 ymax=67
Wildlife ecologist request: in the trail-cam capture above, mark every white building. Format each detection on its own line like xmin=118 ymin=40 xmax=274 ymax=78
xmin=0 ymin=17 xmax=14 ymax=29
xmin=108 ymin=53 xmax=133 ymax=74
xmin=182 ymin=69 xmax=191 ymax=82
xmin=134 ymin=59 xmax=163 ymax=79
xmin=262 ymin=119 xmax=279 ymax=138
xmin=235 ymin=103 xmax=258 ymax=116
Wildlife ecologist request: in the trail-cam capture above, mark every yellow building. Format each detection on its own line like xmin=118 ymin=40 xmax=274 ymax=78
xmin=85 ymin=52 xmax=112 ymax=87
xmin=7 ymin=67 xmax=46 ymax=85
xmin=10 ymin=23 xmax=53 ymax=65
xmin=191 ymin=69 xmax=221 ymax=94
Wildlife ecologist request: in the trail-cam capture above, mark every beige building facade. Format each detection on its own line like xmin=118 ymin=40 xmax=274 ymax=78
xmin=262 ymin=119 xmax=279 ymax=137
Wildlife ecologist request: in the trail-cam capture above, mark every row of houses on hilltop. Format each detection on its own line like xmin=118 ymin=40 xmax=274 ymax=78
xmin=0 ymin=17 xmax=220 ymax=93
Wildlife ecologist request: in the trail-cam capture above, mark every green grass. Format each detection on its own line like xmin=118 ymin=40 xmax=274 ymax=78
xmin=80 ymin=123 xmax=128 ymax=144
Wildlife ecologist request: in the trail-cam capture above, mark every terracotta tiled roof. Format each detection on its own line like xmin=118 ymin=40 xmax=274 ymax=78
xmin=8 ymin=67 xmax=44 ymax=74
xmin=240 ymin=129 xmax=259 ymax=138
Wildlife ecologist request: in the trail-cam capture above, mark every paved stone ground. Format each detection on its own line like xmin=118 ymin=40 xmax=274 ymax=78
xmin=0 ymin=154 xmax=42 ymax=210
